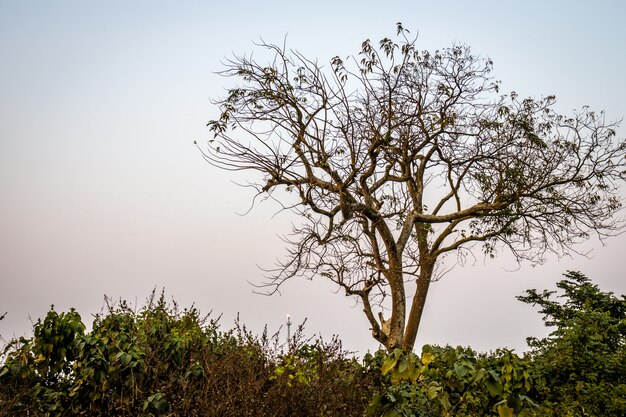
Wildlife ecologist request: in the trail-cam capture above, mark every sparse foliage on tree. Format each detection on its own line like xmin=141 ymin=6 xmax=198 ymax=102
xmin=203 ymin=23 xmax=625 ymax=351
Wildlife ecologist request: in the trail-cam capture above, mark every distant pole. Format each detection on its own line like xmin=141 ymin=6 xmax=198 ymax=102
xmin=286 ymin=314 xmax=292 ymax=348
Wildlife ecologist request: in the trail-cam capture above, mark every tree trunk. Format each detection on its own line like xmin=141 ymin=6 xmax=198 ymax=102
xmin=402 ymin=261 xmax=435 ymax=351
xmin=384 ymin=268 xmax=406 ymax=350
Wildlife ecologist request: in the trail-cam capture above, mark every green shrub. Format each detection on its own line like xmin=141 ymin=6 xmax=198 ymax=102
xmin=364 ymin=346 xmax=537 ymax=417
xmin=519 ymin=271 xmax=626 ymax=416
xmin=2 ymin=272 xmax=623 ymax=416
xmin=0 ymin=292 xmax=374 ymax=416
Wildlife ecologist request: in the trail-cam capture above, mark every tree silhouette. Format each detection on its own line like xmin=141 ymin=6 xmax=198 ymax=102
xmin=203 ymin=24 xmax=625 ymax=350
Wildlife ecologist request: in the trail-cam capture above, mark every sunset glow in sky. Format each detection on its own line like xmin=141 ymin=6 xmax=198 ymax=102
xmin=1 ymin=1 xmax=625 ymax=354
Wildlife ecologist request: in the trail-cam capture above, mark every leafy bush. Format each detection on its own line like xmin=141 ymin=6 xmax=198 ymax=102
xmin=518 ymin=271 xmax=626 ymax=416
xmin=365 ymin=346 xmax=537 ymax=417
xmin=2 ymin=272 xmax=624 ymax=416
xmin=0 ymin=291 xmax=374 ymax=416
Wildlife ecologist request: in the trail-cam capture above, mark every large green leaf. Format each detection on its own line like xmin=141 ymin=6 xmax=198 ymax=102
xmin=485 ymin=377 xmax=503 ymax=397
xmin=382 ymin=356 xmax=399 ymax=375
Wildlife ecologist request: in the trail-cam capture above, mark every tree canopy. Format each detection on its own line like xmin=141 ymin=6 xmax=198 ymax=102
xmin=203 ymin=24 xmax=625 ymax=351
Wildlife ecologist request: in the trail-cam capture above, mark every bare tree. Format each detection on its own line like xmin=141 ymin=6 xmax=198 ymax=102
xmin=202 ymin=24 xmax=625 ymax=351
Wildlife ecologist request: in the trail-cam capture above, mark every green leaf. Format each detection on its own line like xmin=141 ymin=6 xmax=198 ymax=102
xmin=439 ymin=391 xmax=451 ymax=411
xmin=485 ymin=379 xmax=503 ymax=397
xmin=408 ymin=366 xmax=420 ymax=382
xmin=397 ymin=358 xmax=408 ymax=373
xmin=121 ymin=353 xmax=132 ymax=367
xmin=454 ymin=363 xmax=468 ymax=379
xmin=472 ymin=368 xmax=486 ymax=383
xmin=382 ymin=356 xmax=398 ymax=375
xmin=427 ymin=384 xmax=440 ymax=400
xmin=421 ymin=351 xmax=434 ymax=366
xmin=366 ymin=394 xmax=383 ymax=415
xmin=497 ymin=404 xmax=515 ymax=417
xmin=144 ymin=392 xmax=170 ymax=415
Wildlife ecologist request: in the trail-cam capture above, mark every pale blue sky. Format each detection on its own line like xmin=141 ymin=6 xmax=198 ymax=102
xmin=1 ymin=1 xmax=625 ymax=354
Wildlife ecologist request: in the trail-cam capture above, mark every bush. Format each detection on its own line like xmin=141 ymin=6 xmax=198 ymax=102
xmin=518 ymin=271 xmax=626 ymax=416
xmin=364 ymin=346 xmax=537 ymax=416
xmin=2 ymin=272 xmax=624 ymax=416
xmin=0 ymin=291 xmax=375 ymax=416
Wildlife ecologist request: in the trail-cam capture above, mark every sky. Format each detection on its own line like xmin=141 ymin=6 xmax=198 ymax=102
xmin=1 ymin=0 xmax=625 ymax=355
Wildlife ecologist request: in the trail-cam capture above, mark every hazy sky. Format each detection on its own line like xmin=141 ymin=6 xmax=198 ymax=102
xmin=1 ymin=1 xmax=625 ymax=355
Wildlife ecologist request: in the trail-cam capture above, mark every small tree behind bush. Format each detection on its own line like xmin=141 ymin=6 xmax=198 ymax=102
xmin=518 ymin=271 xmax=626 ymax=416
